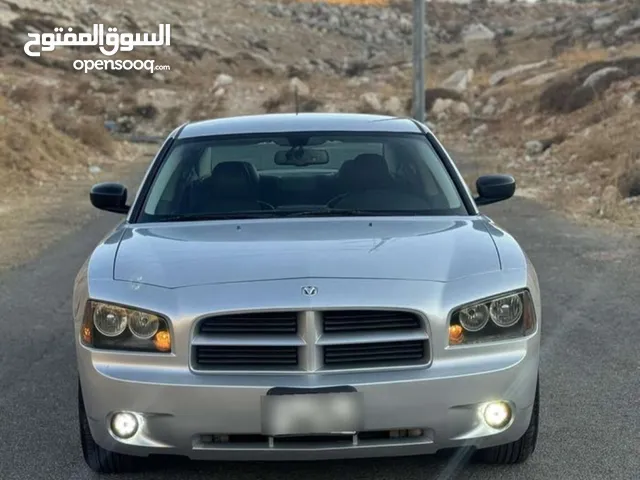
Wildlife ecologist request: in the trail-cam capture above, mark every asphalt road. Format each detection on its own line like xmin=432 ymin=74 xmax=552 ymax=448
xmin=1 ymin=164 xmax=639 ymax=480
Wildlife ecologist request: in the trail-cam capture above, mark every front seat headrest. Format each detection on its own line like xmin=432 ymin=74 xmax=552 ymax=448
xmin=342 ymin=153 xmax=392 ymax=189
xmin=208 ymin=161 xmax=259 ymax=199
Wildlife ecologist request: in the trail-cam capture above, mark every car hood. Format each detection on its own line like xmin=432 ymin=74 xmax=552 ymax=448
xmin=113 ymin=218 xmax=501 ymax=288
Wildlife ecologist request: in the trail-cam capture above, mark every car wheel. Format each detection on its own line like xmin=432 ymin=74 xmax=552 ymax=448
xmin=78 ymin=380 xmax=140 ymax=474
xmin=477 ymin=376 xmax=539 ymax=464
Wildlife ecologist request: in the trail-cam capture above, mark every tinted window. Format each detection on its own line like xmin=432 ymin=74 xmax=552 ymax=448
xmin=138 ymin=132 xmax=468 ymax=222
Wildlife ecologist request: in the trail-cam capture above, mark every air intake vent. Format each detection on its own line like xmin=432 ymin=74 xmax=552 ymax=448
xmin=194 ymin=346 xmax=299 ymax=369
xmin=322 ymin=310 xmax=421 ymax=333
xmin=323 ymin=340 xmax=426 ymax=367
xmin=199 ymin=312 xmax=298 ymax=335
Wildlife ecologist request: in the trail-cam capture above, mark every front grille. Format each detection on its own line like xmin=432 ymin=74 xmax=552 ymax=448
xmin=194 ymin=345 xmax=298 ymax=369
xmin=192 ymin=309 xmax=429 ymax=372
xmin=199 ymin=312 xmax=298 ymax=335
xmin=322 ymin=310 xmax=421 ymax=332
xmin=324 ymin=340 xmax=426 ymax=367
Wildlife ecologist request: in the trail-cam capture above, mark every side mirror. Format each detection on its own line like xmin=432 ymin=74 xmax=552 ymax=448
xmin=90 ymin=182 xmax=129 ymax=214
xmin=474 ymin=174 xmax=516 ymax=206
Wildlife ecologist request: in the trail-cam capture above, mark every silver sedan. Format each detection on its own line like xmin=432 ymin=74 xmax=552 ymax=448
xmin=74 ymin=113 xmax=541 ymax=473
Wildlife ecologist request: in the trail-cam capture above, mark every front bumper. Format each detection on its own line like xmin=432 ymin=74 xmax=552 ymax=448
xmin=78 ymin=339 xmax=539 ymax=461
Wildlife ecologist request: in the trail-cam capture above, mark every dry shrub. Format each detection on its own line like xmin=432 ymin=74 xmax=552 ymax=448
xmin=161 ymin=106 xmax=186 ymax=129
xmin=556 ymin=48 xmax=609 ymax=69
xmin=52 ymin=112 xmax=114 ymax=155
xmin=97 ymin=83 xmax=120 ymax=95
xmin=300 ymin=98 xmax=324 ymax=112
xmin=539 ymin=76 xmax=581 ymax=113
xmin=72 ymin=122 xmax=115 ymax=155
xmin=60 ymin=81 xmax=93 ymax=104
xmin=7 ymin=81 xmax=50 ymax=106
xmin=79 ymin=95 xmax=108 ymax=116
xmin=617 ymin=164 xmax=640 ymax=198
xmin=474 ymin=52 xmax=494 ymax=70
xmin=571 ymin=134 xmax=617 ymax=169
xmin=615 ymin=150 xmax=640 ymax=199
xmin=187 ymin=95 xmax=226 ymax=122
xmin=0 ymin=102 xmax=93 ymax=189
xmin=120 ymin=91 xmax=138 ymax=106
xmin=263 ymin=95 xmax=284 ymax=113
xmin=134 ymin=104 xmax=158 ymax=120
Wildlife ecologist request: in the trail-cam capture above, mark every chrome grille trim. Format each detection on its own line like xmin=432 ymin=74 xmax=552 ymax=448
xmin=191 ymin=309 xmax=430 ymax=374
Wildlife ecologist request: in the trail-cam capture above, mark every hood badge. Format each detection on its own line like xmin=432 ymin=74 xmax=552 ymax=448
xmin=301 ymin=286 xmax=318 ymax=296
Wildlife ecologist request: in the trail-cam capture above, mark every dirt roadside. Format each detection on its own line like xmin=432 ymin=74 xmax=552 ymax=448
xmin=0 ymin=143 xmax=156 ymax=272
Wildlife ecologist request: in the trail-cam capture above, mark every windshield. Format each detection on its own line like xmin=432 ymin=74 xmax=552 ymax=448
xmin=137 ymin=132 xmax=468 ymax=222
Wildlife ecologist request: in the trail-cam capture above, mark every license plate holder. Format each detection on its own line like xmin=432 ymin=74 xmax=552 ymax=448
xmin=261 ymin=390 xmax=364 ymax=437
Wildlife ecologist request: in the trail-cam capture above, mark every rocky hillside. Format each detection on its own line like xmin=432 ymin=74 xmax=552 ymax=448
xmin=0 ymin=0 xmax=639 ymax=228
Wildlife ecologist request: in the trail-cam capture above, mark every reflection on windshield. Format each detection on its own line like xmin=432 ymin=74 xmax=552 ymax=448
xmin=138 ymin=133 xmax=469 ymax=223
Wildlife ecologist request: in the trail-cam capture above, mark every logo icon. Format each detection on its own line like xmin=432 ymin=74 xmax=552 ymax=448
xmin=301 ymin=286 xmax=318 ymax=296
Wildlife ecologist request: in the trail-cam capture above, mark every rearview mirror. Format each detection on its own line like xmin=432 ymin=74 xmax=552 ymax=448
xmin=474 ymin=174 xmax=516 ymax=206
xmin=90 ymin=182 xmax=129 ymax=214
xmin=274 ymin=148 xmax=330 ymax=166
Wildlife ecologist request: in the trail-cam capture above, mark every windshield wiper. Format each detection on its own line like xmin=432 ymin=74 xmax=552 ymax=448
xmin=282 ymin=209 xmax=426 ymax=218
xmin=157 ymin=211 xmax=277 ymax=222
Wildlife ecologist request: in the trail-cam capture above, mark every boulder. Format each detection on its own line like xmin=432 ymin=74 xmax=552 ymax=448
xmin=431 ymin=98 xmax=454 ymax=115
xmin=490 ymin=60 xmax=552 ymax=87
xmin=358 ymin=92 xmax=383 ymax=114
xmin=615 ymin=19 xmax=640 ymax=38
xmin=522 ymin=70 xmax=566 ymax=87
xmin=441 ymin=69 xmax=474 ymax=93
xmin=213 ymin=74 xmax=233 ymax=90
xmin=619 ymin=92 xmax=636 ymax=109
xmin=481 ymin=102 xmax=496 ymax=116
xmin=472 ymin=124 xmax=488 ymax=136
xmin=500 ymin=98 xmax=515 ymax=113
xmin=582 ymin=67 xmax=628 ymax=92
xmin=287 ymin=77 xmax=310 ymax=97
xmin=135 ymin=88 xmax=181 ymax=111
xmin=462 ymin=23 xmax=495 ymax=43
xmin=383 ymin=96 xmax=404 ymax=116
xmin=451 ymin=101 xmax=471 ymax=117
xmin=525 ymin=140 xmax=544 ymax=156
xmin=592 ymin=15 xmax=618 ymax=32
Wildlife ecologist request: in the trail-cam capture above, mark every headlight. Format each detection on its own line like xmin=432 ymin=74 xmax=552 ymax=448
xmin=81 ymin=301 xmax=172 ymax=353
xmin=448 ymin=290 xmax=536 ymax=346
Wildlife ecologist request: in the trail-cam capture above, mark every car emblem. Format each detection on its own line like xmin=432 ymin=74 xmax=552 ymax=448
xmin=302 ymin=286 xmax=318 ymax=296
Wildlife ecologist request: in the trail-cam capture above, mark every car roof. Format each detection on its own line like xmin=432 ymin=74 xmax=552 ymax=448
xmin=178 ymin=113 xmax=426 ymax=139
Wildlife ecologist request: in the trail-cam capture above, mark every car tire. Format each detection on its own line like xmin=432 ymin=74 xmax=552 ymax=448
xmin=477 ymin=376 xmax=539 ymax=464
xmin=78 ymin=380 xmax=140 ymax=474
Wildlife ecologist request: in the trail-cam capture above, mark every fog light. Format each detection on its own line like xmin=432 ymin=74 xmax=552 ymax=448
xmin=110 ymin=412 xmax=139 ymax=439
xmin=483 ymin=401 xmax=512 ymax=429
